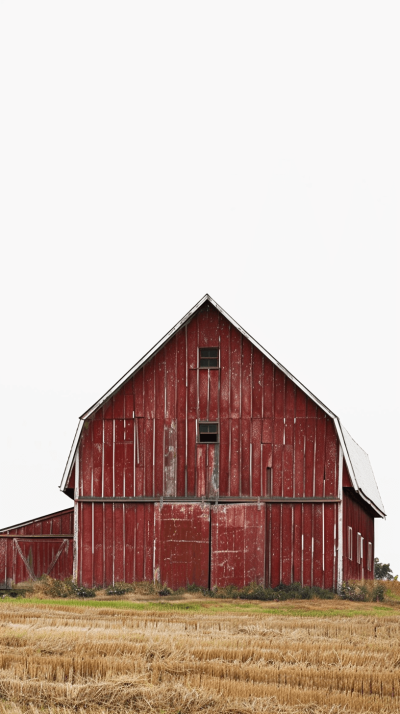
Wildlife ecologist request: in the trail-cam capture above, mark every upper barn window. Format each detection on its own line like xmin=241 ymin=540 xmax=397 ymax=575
xmin=199 ymin=348 xmax=219 ymax=368
xmin=198 ymin=422 xmax=219 ymax=443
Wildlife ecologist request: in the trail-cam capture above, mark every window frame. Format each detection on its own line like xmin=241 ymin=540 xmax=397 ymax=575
xmin=357 ymin=532 xmax=362 ymax=565
xmin=199 ymin=347 xmax=219 ymax=369
xmin=197 ymin=421 xmax=219 ymax=444
xmin=367 ymin=541 xmax=373 ymax=571
xmin=347 ymin=526 xmax=353 ymax=561
xmin=266 ymin=467 xmax=273 ymax=496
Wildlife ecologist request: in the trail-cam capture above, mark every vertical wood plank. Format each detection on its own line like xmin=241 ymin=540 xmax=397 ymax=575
xmin=252 ymin=349 xmax=263 ymax=419
xmin=187 ymin=418 xmax=196 ymax=496
xmin=302 ymin=503 xmax=312 ymax=586
xmin=241 ymin=419 xmax=251 ymax=496
xmin=186 ymin=316 xmax=198 ymax=370
xmin=80 ymin=422 xmax=93 ymax=497
xmin=315 ymin=410 xmax=326 ymax=497
xmin=230 ymin=419 xmax=240 ymax=496
xmin=219 ymin=418 xmax=230 ymax=497
xmin=293 ymin=503 xmax=302 ymax=583
xmin=325 ymin=418 xmax=337 ymax=497
xmin=104 ymin=503 xmax=113 ymax=586
xmin=208 ymin=369 xmax=219 ymax=421
xmin=263 ymin=359 xmax=274 ymax=419
xmin=251 ymin=420 xmax=262 ymax=497
xmin=93 ymin=503 xmax=103 ymax=587
xmin=134 ymin=370 xmax=144 ymax=418
xmin=281 ymin=505 xmax=292 ymax=584
xmin=92 ymin=421 xmax=103 ymax=497
xmin=114 ymin=503 xmax=124 ymax=583
xmin=230 ymin=328 xmax=241 ymax=418
xmin=135 ymin=505 xmax=144 ymax=581
xmin=144 ymin=418 xmax=153 ymax=496
xmin=135 ymin=418 xmax=144 ymax=497
xmin=103 ymin=421 xmax=113 ymax=498
xmin=294 ymin=417 xmax=306 ymax=497
xmin=241 ymin=339 xmax=252 ymax=419
xmin=196 ymin=444 xmax=207 ymax=497
xmin=313 ymin=504 xmax=323 ymax=587
xmin=176 ymin=419 xmax=186 ymax=497
xmin=270 ymin=504 xmax=281 ymax=587
xmin=124 ymin=503 xmax=135 ymax=584
xmin=154 ymin=349 xmax=165 ymax=419
xmin=219 ymin=317 xmax=230 ymax=419
xmin=274 ymin=370 xmax=285 ymax=419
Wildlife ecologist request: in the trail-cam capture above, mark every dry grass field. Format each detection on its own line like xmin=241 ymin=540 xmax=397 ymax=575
xmin=1 ymin=595 xmax=400 ymax=714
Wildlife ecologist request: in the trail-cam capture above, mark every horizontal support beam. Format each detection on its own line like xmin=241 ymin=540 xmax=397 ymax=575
xmin=76 ymin=497 xmax=340 ymax=504
xmin=0 ymin=534 xmax=74 ymax=539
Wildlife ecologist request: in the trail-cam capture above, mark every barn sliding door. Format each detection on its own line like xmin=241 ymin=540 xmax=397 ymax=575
xmin=210 ymin=504 xmax=266 ymax=588
xmin=154 ymin=503 xmax=210 ymax=590
xmin=12 ymin=538 xmax=72 ymax=582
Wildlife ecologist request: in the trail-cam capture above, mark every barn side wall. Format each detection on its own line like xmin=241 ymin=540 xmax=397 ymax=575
xmin=0 ymin=509 xmax=74 ymax=587
xmin=342 ymin=487 xmax=375 ymax=581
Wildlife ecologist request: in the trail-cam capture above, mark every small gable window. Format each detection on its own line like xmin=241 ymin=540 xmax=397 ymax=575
xmin=199 ymin=348 xmax=219 ymax=368
xmin=198 ymin=422 xmax=219 ymax=443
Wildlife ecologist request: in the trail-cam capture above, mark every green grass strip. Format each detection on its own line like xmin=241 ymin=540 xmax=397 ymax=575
xmin=1 ymin=598 xmax=397 ymax=617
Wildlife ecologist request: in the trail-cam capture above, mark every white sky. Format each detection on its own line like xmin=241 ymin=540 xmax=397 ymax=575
xmin=1 ymin=2 xmax=399 ymax=574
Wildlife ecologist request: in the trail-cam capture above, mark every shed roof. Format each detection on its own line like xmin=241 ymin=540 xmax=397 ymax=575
xmin=60 ymin=294 xmax=385 ymax=517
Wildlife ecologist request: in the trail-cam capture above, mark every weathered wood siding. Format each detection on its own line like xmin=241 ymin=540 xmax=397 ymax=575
xmin=71 ymin=302 xmax=372 ymax=589
xmin=342 ymin=475 xmax=375 ymax=581
xmin=0 ymin=509 xmax=73 ymax=587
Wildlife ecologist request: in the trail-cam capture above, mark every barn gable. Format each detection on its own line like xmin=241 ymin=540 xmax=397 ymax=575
xmin=60 ymin=295 xmax=384 ymax=518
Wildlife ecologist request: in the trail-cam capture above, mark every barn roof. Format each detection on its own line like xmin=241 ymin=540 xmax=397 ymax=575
xmin=60 ymin=294 xmax=385 ymax=517
xmin=0 ymin=507 xmax=74 ymax=534
xmin=341 ymin=426 xmax=385 ymax=516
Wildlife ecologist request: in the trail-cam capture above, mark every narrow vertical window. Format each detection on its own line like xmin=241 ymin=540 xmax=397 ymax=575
xmin=347 ymin=526 xmax=353 ymax=560
xmin=367 ymin=542 xmax=373 ymax=571
xmin=266 ymin=467 xmax=272 ymax=496
xmin=357 ymin=532 xmax=362 ymax=564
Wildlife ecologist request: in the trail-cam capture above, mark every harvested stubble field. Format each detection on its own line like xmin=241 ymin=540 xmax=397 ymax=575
xmin=0 ymin=598 xmax=400 ymax=714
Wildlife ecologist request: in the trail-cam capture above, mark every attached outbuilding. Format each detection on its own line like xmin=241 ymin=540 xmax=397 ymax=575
xmin=0 ymin=295 xmax=385 ymax=590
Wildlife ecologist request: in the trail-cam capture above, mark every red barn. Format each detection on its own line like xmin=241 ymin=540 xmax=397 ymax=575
xmin=1 ymin=295 xmax=385 ymax=590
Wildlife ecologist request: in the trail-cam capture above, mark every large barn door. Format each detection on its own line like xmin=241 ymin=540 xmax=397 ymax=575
xmin=154 ymin=503 xmax=210 ymax=589
xmin=210 ymin=503 xmax=266 ymax=588
xmin=13 ymin=538 xmax=70 ymax=582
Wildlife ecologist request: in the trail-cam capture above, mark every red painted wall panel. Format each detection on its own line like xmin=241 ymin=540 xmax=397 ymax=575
xmin=343 ymin=490 xmax=374 ymax=581
xmin=0 ymin=508 xmax=73 ymax=587
xmin=211 ymin=504 xmax=266 ymax=588
xmin=78 ymin=502 xmax=156 ymax=587
xmin=155 ymin=503 xmax=210 ymax=590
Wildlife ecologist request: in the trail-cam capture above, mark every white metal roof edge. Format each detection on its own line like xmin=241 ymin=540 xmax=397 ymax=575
xmin=334 ymin=417 xmax=385 ymax=518
xmin=59 ymin=420 xmax=84 ymax=492
xmin=0 ymin=506 xmax=74 ymax=534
